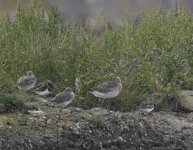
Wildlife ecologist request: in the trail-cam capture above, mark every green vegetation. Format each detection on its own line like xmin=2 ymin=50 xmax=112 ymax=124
xmin=0 ymin=1 xmax=193 ymax=111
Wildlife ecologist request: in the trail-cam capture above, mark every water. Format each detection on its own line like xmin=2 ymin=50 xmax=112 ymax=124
xmin=0 ymin=0 xmax=192 ymax=27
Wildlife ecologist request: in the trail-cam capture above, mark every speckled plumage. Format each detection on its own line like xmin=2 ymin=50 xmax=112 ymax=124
xmin=35 ymin=80 xmax=54 ymax=96
xmin=139 ymin=99 xmax=154 ymax=113
xmin=179 ymin=59 xmax=190 ymax=75
xmin=89 ymin=76 xmax=122 ymax=99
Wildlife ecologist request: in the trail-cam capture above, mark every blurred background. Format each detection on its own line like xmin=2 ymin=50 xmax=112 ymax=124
xmin=1 ymin=0 xmax=193 ymax=27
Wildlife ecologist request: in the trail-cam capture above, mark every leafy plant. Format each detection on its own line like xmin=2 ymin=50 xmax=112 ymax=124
xmin=0 ymin=2 xmax=192 ymax=111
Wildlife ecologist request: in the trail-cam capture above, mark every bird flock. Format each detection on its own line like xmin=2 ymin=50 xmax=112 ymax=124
xmin=17 ymin=71 xmax=125 ymax=118
xmin=17 ymin=57 xmax=190 ymax=117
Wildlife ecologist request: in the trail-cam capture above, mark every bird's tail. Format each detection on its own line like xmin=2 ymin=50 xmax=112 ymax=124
xmin=88 ymin=89 xmax=94 ymax=94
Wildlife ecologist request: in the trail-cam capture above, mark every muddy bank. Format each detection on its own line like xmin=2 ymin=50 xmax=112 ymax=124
xmin=0 ymin=106 xmax=193 ymax=150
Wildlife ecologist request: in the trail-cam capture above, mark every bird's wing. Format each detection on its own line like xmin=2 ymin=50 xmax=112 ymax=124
xmin=139 ymin=101 xmax=147 ymax=109
xmin=91 ymin=81 xmax=117 ymax=93
xmin=52 ymin=91 xmax=73 ymax=104
xmin=140 ymin=101 xmax=154 ymax=109
xmin=18 ymin=76 xmax=36 ymax=85
xmin=35 ymin=82 xmax=44 ymax=88
xmin=17 ymin=75 xmax=25 ymax=83
xmin=35 ymin=84 xmax=47 ymax=92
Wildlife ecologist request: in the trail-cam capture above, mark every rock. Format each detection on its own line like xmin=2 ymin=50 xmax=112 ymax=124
xmin=46 ymin=118 xmax=53 ymax=125
xmin=28 ymin=109 xmax=46 ymax=118
xmin=154 ymin=90 xmax=193 ymax=113
xmin=1 ymin=107 xmax=193 ymax=150
xmin=177 ymin=90 xmax=193 ymax=112
xmin=181 ymin=82 xmax=193 ymax=90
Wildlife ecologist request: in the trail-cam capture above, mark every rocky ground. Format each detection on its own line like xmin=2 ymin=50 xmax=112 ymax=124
xmin=0 ymin=90 xmax=193 ymax=150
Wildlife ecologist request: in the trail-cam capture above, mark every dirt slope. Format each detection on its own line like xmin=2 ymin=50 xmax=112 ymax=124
xmin=0 ymin=106 xmax=193 ymax=150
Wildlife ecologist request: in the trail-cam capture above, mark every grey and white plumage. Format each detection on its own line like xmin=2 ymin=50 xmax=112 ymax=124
xmin=35 ymin=80 xmax=54 ymax=96
xmin=17 ymin=71 xmax=37 ymax=91
xmin=139 ymin=98 xmax=154 ymax=113
xmin=51 ymin=87 xmax=75 ymax=108
xmin=89 ymin=76 xmax=122 ymax=99
xmin=179 ymin=59 xmax=190 ymax=75
xmin=75 ymin=78 xmax=81 ymax=92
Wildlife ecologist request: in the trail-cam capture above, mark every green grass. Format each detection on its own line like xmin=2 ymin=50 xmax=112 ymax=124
xmin=0 ymin=1 xmax=193 ymax=111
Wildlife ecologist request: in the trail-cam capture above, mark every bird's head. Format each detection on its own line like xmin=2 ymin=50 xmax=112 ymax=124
xmin=65 ymin=87 xmax=73 ymax=92
xmin=181 ymin=59 xmax=188 ymax=65
xmin=27 ymin=71 xmax=33 ymax=76
xmin=45 ymin=80 xmax=54 ymax=89
xmin=112 ymin=76 xmax=121 ymax=83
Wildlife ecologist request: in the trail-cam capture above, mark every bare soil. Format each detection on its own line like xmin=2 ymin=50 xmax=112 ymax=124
xmin=0 ymin=104 xmax=193 ymax=150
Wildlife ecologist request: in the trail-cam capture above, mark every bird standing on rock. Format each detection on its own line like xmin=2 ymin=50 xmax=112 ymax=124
xmin=89 ymin=76 xmax=122 ymax=109
xmin=50 ymin=87 xmax=75 ymax=119
xmin=17 ymin=71 xmax=37 ymax=91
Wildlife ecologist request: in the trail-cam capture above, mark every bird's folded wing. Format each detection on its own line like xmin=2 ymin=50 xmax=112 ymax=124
xmin=91 ymin=81 xmax=117 ymax=93
xmin=35 ymin=85 xmax=47 ymax=91
xmin=52 ymin=92 xmax=72 ymax=103
xmin=19 ymin=76 xmax=36 ymax=85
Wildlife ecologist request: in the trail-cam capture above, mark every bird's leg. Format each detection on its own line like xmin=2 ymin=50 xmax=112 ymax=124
xmin=59 ymin=107 xmax=67 ymax=119
xmin=107 ymin=99 xmax=111 ymax=111
xmin=98 ymin=98 xmax=101 ymax=108
xmin=22 ymin=91 xmax=28 ymax=101
xmin=148 ymin=112 xmax=153 ymax=116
